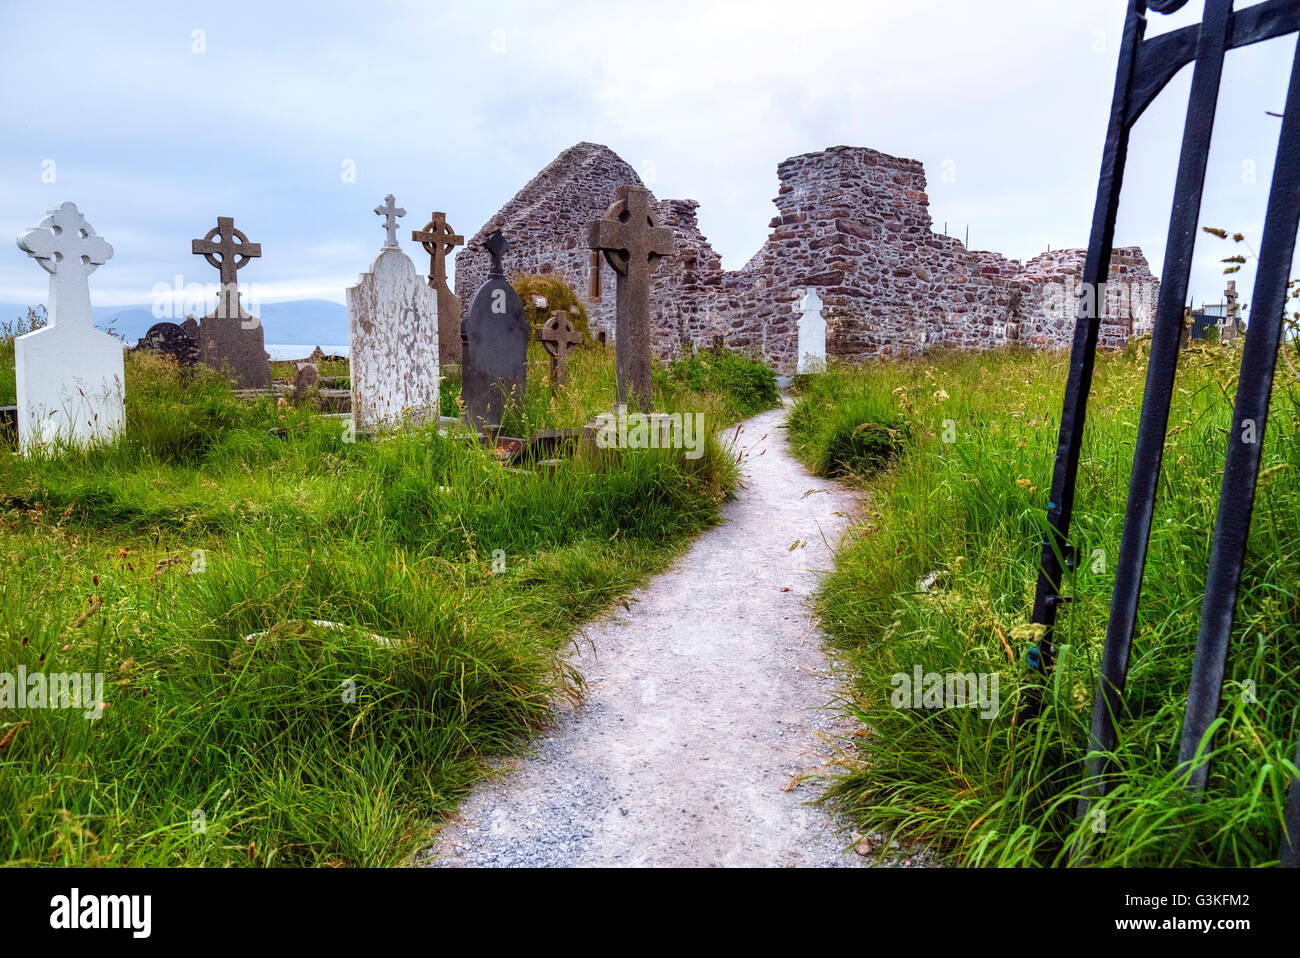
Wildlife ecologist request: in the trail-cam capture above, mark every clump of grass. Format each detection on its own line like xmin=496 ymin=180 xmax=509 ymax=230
xmin=1 ymin=306 xmax=49 ymax=407
xmin=656 ymin=348 xmax=780 ymax=421
xmin=789 ymin=343 xmax=1300 ymax=866
xmin=0 ymin=338 xmax=14 ymax=409
xmin=786 ymin=366 xmax=908 ymax=479
xmin=512 ymin=274 xmax=592 ymax=341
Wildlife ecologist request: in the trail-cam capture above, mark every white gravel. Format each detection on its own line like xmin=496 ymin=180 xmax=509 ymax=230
xmin=423 ymin=401 xmax=902 ymax=868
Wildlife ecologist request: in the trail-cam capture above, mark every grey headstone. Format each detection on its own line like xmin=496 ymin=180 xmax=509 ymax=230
xmin=461 ymin=229 xmax=527 ymax=431
xmin=191 ymin=216 xmax=270 ymax=389
xmin=295 ymin=362 xmax=319 ymax=397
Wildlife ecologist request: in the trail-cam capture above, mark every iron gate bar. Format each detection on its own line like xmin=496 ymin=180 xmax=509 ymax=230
xmin=1178 ymin=36 xmax=1300 ymax=802
xmin=1026 ymin=0 xmax=1149 ymax=683
xmin=1127 ymin=0 xmax=1300 ymax=124
xmin=1080 ymin=0 xmax=1234 ymax=811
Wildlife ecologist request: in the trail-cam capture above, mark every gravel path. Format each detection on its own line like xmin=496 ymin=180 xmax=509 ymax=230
xmin=424 ymin=401 xmax=876 ymax=867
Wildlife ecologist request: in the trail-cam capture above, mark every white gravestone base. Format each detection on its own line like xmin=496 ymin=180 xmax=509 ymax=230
xmin=16 ymin=327 xmax=124 ymax=449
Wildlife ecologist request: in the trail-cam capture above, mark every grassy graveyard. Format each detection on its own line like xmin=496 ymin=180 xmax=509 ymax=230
xmin=0 ymin=336 xmax=776 ymax=867
xmin=788 ymin=340 xmax=1300 ymax=867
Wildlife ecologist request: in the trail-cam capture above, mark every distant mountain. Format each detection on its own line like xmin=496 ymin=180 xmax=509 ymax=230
xmin=1 ymin=299 xmax=349 ymax=346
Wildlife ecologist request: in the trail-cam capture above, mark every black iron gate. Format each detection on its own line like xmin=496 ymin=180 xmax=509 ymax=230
xmin=1024 ymin=0 xmax=1300 ymax=865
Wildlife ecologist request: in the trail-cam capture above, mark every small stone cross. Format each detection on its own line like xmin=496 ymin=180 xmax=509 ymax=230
xmin=17 ymin=201 xmax=113 ymax=328
xmin=412 ymin=212 xmax=463 ymax=289
xmin=486 ymin=229 xmax=510 ymax=277
xmin=537 ymin=311 xmax=583 ymax=391
xmin=192 ymin=216 xmax=261 ymax=319
xmin=374 ymin=194 xmax=406 ymax=248
xmin=588 ymin=185 xmax=676 ymax=410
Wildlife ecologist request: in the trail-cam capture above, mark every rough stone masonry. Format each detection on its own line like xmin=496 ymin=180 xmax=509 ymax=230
xmin=454 ymin=142 xmax=1159 ymax=375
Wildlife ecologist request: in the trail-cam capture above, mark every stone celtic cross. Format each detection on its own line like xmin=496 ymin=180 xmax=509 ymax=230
xmin=192 ymin=216 xmax=261 ymax=319
xmin=375 ymin=194 xmax=406 ymax=248
xmin=537 ymin=310 xmax=583 ymax=391
xmin=17 ymin=201 xmax=113 ymax=328
xmin=588 ymin=185 xmax=675 ymax=410
xmin=412 ymin=212 xmax=463 ymax=289
xmin=414 ymin=212 xmax=467 ymax=366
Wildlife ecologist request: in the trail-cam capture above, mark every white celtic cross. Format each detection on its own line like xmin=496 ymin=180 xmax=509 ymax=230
xmin=17 ymin=201 xmax=113 ymax=328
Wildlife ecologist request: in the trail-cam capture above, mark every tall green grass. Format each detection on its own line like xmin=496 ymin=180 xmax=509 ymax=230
xmin=0 ymin=345 xmax=770 ymax=867
xmin=787 ymin=344 xmax=1300 ymax=866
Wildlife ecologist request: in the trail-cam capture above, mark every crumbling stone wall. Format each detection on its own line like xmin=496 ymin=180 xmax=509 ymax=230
xmin=454 ymin=142 xmax=1160 ymax=375
xmin=1015 ymin=246 xmax=1158 ymax=348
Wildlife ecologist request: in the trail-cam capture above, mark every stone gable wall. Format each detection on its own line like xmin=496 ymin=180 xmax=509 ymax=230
xmin=454 ymin=142 xmax=1160 ymax=374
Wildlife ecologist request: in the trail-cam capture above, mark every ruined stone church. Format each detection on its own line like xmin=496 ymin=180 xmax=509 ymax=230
xmin=454 ymin=142 xmax=1158 ymax=375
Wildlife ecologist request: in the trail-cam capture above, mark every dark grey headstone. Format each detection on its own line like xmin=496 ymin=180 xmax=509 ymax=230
xmin=137 ymin=321 xmax=198 ymax=367
xmin=461 ymin=229 xmax=527 ymax=430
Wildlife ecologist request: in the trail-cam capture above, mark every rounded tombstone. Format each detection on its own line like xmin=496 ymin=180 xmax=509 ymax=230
xmin=295 ymin=362 xmax=320 ymax=398
xmin=138 ymin=321 xmax=198 ymax=367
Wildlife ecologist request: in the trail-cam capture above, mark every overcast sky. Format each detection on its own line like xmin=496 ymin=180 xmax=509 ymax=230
xmin=1 ymin=0 xmax=1296 ymax=319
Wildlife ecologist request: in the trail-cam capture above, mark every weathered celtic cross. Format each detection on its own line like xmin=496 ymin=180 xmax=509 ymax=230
xmin=412 ymin=211 xmax=463 ymax=289
xmin=413 ymin=211 xmax=466 ymax=365
xmin=537 ymin=311 xmax=583 ymax=392
xmin=191 ymin=216 xmax=261 ymax=320
xmin=375 ymin=194 xmax=406 ymax=248
xmin=588 ymin=185 xmax=676 ymax=411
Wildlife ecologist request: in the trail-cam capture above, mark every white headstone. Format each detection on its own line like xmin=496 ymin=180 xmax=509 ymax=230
xmin=14 ymin=202 xmax=124 ymax=451
xmin=797 ymin=287 xmax=826 ymax=374
xmin=348 ymin=242 xmax=439 ymax=430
